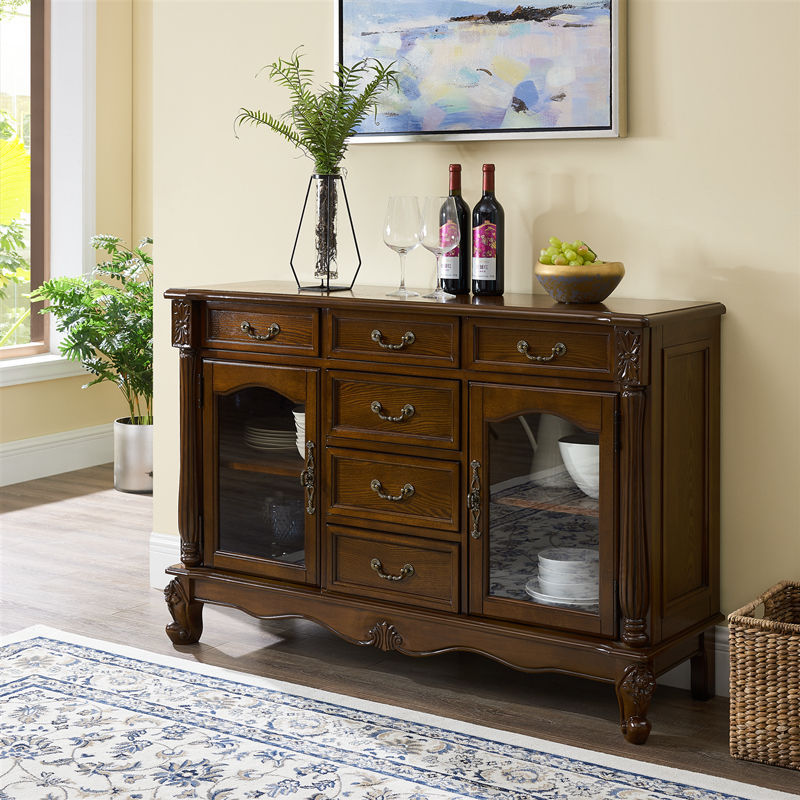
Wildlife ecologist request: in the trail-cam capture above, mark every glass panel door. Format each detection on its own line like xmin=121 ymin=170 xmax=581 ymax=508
xmin=204 ymin=361 xmax=317 ymax=584
xmin=469 ymin=384 xmax=616 ymax=635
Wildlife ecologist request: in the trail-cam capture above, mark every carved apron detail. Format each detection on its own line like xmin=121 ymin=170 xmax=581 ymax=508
xmin=615 ymin=329 xmax=642 ymax=385
xmin=360 ymin=621 xmax=403 ymax=651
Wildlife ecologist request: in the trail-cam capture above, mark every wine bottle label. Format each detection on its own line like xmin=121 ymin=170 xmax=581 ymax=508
xmin=472 ymin=222 xmax=497 ymax=280
xmin=440 ymin=248 xmax=460 ymax=279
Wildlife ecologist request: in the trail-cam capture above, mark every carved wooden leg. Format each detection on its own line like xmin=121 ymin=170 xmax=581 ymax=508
xmin=164 ymin=577 xmax=203 ymax=644
xmin=616 ymin=662 xmax=656 ymax=744
xmin=690 ymin=629 xmax=716 ymax=701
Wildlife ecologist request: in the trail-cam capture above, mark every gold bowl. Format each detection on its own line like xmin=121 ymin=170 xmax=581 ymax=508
xmin=534 ymin=260 xmax=625 ymax=304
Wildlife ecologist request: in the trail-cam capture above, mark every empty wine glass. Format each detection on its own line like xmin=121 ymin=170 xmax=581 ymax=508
xmin=383 ymin=196 xmax=421 ymax=297
xmin=420 ymin=196 xmax=459 ymax=301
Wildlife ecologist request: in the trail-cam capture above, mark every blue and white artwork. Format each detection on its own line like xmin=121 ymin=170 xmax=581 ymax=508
xmin=339 ymin=1 xmax=624 ymax=139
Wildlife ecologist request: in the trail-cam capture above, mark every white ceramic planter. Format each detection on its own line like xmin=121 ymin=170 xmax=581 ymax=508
xmin=114 ymin=417 xmax=153 ymax=493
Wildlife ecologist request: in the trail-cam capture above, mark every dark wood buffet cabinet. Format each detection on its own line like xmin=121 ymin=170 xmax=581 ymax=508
xmin=165 ymin=281 xmax=724 ymax=744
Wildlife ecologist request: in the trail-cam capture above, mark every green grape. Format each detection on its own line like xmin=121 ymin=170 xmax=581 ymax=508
xmin=553 ymin=254 xmax=568 ymax=265
xmin=546 ymin=246 xmax=558 ymax=256
xmin=577 ymin=244 xmax=589 ymax=255
xmin=540 ymin=248 xmax=549 ymax=259
xmin=569 ymin=260 xmax=581 ymax=266
xmin=564 ymin=249 xmax=577 ymax=261
xmin=584 ymin=251 xmax=596 ymax=263
xmin=572 ymin=240 xmax=582 ymax=250
xmin=549 ymin=236 xmax=561 ymax=247
xmin=539 ymin=253 xmax=552 ymax=265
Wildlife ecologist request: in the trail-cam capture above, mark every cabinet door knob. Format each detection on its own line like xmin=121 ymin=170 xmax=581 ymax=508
xmin=371 ymin=329 xmax=415 ymax=351
xmin=370 ymin=479 xmax=415 ymax=502
xmin=517 ymin=340 xmax=567 ymax=362
xmin=241 ymin=320 xmax=280 ymax=341
xmin=370 ymin=400 xmax=415 ymax=423
xmin=370 ymin=557 xmax=414 ymax=581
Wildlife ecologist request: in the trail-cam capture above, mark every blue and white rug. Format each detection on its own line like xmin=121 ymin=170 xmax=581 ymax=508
xmin=0 ymin=626 xmax=792 ymax=800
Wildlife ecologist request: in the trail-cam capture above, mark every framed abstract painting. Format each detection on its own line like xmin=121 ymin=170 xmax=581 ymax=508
xmin=337 ymin=1 xmax=626 ymax=141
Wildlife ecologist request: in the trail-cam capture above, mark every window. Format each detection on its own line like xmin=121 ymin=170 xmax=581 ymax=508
xmin=0 ymin=0 xmax=48 ymax=357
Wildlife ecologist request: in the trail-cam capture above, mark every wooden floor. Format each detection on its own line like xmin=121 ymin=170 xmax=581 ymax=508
xmin=1 ymin=464 xmax=797 ymax=795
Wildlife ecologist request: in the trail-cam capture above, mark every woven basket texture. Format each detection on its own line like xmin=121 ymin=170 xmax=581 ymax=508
xmin=728 ymin=580 xmax=800 ymax=770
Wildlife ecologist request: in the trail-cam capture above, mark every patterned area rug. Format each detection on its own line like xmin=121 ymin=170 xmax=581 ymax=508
xmin=0 ymin=627 xmax=791 ymax=800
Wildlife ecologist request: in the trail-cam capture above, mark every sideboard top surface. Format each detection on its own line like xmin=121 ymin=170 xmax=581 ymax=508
xmin=165 ymin=281 xmax=725 ymax=326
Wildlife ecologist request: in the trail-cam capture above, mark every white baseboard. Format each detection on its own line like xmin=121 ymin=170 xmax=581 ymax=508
xmin=0 ymin=423 xmax=113 ymax=486
xmin=146 ymin=525 xmax=732 ymax=696
xmin=659 ymin=626 xmax=730 ymax=697
xmin=150 ymin=531 xmax=180 ymax=590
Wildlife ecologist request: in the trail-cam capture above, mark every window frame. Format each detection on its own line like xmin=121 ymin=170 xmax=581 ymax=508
xmin=0 ymin=0 xmax=50 ymax=359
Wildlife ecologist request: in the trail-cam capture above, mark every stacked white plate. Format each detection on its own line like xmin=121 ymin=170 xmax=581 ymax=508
xmin=244 ymin=418 xmax=296 ymax=452
xmin=293 ymin=409 xmax=306 ymax=458
xmin=525 ymin=547 xmax=599 ymax=609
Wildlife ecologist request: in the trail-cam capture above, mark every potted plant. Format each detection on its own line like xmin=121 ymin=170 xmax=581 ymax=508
xmin=31 ymin=235 xmax=153 ymax=493
xmin=235 ymin=48 xmax=397 ymax=290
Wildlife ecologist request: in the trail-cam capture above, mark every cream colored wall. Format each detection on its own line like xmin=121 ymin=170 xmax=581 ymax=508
xmin=152 ymin=0 xmax=800 ymax=613
xmin=0 ymin=0 xmax=138 ymax=443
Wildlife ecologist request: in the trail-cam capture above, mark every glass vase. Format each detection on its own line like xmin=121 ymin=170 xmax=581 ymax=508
xmin=290 ymin=174 xmax=361 ymax=292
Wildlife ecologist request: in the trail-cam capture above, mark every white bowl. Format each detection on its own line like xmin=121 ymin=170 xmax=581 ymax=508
xmin=558 ymin=434 xmax=600 ymax=499
xmin=538 ymin=547 xmax=599 ymax=575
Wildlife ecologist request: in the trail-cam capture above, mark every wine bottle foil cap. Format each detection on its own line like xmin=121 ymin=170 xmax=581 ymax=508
xmin=483 ymin=163 xmax=495 ymax=172
xmin=449 ymin=163 xmax=461 ymax=171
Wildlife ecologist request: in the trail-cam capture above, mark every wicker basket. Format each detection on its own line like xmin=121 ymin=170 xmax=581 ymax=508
xmin=728 ymin=580 xmax=800 ymax=769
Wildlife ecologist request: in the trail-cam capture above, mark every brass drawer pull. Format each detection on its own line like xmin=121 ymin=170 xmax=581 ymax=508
xmin=370 ymin=557 xmax=414 ymax=582
xmin=517 ymin=340 xmax=567 ymax=362
xmin=241 ymin=320 xmax=280 ymax=341
xmin=467 ymin=459 xmax=481 ymax=539
xmin=370 ymin=479 xmax=415 ymax=502
xmin=370 ymin=400 xmax=415 ymax=423
xmin=299 ymin=441 xmax=315 ymax=515
xmin=371 ymin=329 xmax=415 ymax=351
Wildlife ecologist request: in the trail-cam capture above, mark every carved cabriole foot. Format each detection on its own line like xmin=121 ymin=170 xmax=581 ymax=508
xmin=616 ymin=662 xmax=656 ymax=744
xmin=690 ymin=628 xmax=716 ymax=700
xmin=164 ymin=577 xmax=203 ymax=644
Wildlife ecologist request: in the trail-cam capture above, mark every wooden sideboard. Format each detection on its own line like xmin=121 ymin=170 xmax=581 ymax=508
xmin=165 ymin=281 xmax=725 ymax=744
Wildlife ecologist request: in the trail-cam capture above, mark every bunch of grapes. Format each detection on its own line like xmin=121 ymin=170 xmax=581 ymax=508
xmin=539 ymin=237 xmax=602 ymax=266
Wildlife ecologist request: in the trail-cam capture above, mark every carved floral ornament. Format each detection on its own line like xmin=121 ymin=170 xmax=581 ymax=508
xmin=171 ymin=300 xmax=192 ymax=348
xmin=615 ymin=329 xmax=641 ymax=385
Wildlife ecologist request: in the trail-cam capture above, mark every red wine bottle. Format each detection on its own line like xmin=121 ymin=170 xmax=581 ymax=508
xmin=471 ymin=163 xmax=504 ymax=296
xmin=440 ymin=164 xmax=470 ymax=295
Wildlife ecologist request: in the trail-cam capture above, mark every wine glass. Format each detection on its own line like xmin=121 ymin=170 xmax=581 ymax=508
xmin=383 ymin=196 xmax=421 ymax=297
xmin=420 ymin=196 xmax=459 ymax=301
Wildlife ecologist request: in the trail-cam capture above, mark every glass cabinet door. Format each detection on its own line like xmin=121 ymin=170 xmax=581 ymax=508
xmin=203 ymin=361 xmax=318 ymax=584
xmin=468 ymin=384 xmax=616 ymax=636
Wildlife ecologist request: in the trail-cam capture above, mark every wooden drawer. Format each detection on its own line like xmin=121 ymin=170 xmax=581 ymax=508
xmin=468 ymin=318 xmax=613 ymax=379
xmin=328 ymin=371 xmax=460 ymax=450
xmin=326 ymin=310 xmax=458 ymax=367
xmin=204 ymin=303 xmax=318 ymax=355
xmin=328 ymin=525 xmax=459 ymax=612
xmin=327 ymin=448 xmax=459 ymax=533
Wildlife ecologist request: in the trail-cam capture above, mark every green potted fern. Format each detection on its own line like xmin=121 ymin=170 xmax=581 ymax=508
xmin=235 ymin=48 xmax=397 ymax=290
xmin=31 ymin=235 xmax=153 ymax=493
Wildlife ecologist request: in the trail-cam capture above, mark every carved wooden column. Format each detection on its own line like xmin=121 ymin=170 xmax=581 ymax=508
xmin=171 ymin=300 xmax=202 ymax=567
xmin=616 ymin=329 xmax=649 ymax=647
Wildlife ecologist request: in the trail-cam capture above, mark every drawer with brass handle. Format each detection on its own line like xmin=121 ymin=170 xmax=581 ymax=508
xmin=326 ymin=311 xmax=458 ymax=367
xmin=327 ymin=371 xmax=460 ymax=450
xmin=204 ymin=303 xmax=318 ymax=354
xmin=467 ymin=318 xmax=614 ymax=379
xmin=327 ymin=448 xmax=460 ymax=533
xmin=327 ymin=525 xmax=459 ymax=612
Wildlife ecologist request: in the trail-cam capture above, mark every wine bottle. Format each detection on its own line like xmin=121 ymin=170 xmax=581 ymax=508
xmin=440 ymin=164 xmax=470 ymax=295
xmin=471 ymin=163 xmax=504 ymax=296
